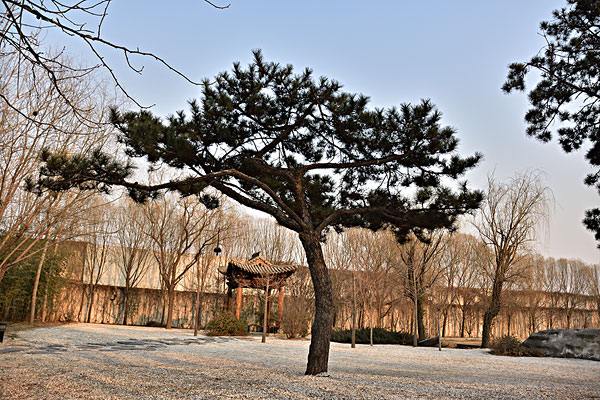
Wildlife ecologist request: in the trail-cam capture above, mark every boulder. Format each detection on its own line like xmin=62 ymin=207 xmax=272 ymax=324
xmin=522 ymin=329 xmax=600 ymax=361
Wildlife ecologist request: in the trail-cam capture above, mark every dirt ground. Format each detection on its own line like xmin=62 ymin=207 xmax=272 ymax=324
xmin=1 ymin=323 xmax=599 ymax=399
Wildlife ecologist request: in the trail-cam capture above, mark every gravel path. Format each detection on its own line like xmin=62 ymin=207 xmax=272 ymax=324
xmin=1 ymin=323 xmax=599 ymax=399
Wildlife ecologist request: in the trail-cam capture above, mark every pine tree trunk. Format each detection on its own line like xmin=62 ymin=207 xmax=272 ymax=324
xmin=300 ymin=232 xmax=334 ymax=376
xmin=29 ymin=241 xmax=49 ymax=324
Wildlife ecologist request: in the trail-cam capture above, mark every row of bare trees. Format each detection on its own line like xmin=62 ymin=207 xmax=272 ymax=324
xmin=2 ymin=153 xmax=599 ymax=343
xmin=322 ymin=228 xmax=599 ymax=342
xmin=66 ymin=171 xmax=597 ymax=343
xmin=317 ymin=172 xmax=598 ymax=345
xmin=71 ymin=194 xmax=236 ymax=330
xmin=0 ymin=41 xmax=118 ymax=323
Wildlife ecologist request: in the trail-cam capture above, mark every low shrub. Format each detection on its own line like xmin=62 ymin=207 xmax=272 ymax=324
xmin=490 ymin=335 xmax=530 ymax=356
xmin=331 ymin=328 xmax=413 ymax=345
xmin=205 ymin=312 xmax=248 ymax=336
xmin=145 ymin=320 xmax=165 ymax=328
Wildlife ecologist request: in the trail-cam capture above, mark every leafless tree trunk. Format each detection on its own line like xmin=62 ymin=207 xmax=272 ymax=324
xmin=29 ymin=238 xmax=50 ymax=324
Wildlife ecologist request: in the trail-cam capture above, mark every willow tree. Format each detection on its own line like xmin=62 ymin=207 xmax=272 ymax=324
xmin=31 ymin=52 xmax=482 ymax=375
xmin=475 ymin=173 xmax=550 ymax=348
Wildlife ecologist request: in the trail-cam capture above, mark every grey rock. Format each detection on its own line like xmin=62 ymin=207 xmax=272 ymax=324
xmin=522 ymin=328 xmax=600 ymax=361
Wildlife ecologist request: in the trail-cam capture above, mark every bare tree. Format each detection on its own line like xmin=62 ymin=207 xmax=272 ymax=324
xmin=79 ymin=199 xmax=114 ymax=323
xmin=346 ymin=229 xmax=397 ymax=346
xmin=592 ymin=265 xmax=600 ymax=322
xmin=0 ymin=47 xmax=110 ymax=284
xmin=0 ymin=0 xmax=228 ymax=121
xmin=114 ymin=199 xmax=152 ymax=325
xmin=398 ymin=231 xmax=447 ymax=342
xmin=475 ymin=172 xmax=550 ymax=347
xmin=520 ymin=255 xmax=546 ymax=335
xmin=230 ymin=217 xmax=302 ymax=263
xmin=281 ymin=266 xmax=314 ymax=339
xmin=192 ymin=205 xmax=237 ymax=335
xmin=323 ymin=231 xmax=361 ymax=348
xmin=543 ymin=258 xmax=562 ymax=329
xmin=556 ymin=259 xmax=591 ymax=329
xmin=142 ymin=193 xmax=220 ymax=329
xmin=437 ymin=233 xmax=477 ymax=338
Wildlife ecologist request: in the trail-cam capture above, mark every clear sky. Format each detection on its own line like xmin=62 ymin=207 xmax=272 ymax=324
xmin=49 ymin=0 xmax=600 ymax=263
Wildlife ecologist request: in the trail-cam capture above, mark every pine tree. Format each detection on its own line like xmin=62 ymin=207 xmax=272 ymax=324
xmin=31 ymin=51 xmax=482 ymax=375
xmin=503 ymin=0 xmax=600 ymax=241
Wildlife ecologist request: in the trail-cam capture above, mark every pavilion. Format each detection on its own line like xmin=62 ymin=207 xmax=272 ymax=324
xmin=218 ymin=253 xmax=297 ymax=330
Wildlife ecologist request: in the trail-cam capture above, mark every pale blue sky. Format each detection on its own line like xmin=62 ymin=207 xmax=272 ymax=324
xmin=50 ymin=0 xmax=600 ymax=263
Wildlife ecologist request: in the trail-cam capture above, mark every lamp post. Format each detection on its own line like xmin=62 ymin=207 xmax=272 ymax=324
xmin=193 ymin=239 xmax=222 ymax=337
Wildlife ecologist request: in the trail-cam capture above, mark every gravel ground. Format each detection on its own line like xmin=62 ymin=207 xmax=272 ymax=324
xmin=1 ymin=323 xmax=599 ymax=399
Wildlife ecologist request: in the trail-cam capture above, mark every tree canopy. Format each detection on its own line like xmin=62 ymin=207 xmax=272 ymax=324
xmin=503 ymin=0 xmax=600 ymax=241
xmin=34 ymin=51 xmax=481 ymax=239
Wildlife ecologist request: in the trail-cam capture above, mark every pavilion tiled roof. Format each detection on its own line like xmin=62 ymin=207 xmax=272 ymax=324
xmin=220 ymin=256 xmax=298 ymax=276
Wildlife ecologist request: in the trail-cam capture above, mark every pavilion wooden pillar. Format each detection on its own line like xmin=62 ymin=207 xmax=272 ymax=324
xmin=277 ymin=286 xmax=285 ymax=328
xmin=225 ymin=286 xmax=233 ymax=312
xmin=266 ymin=288 xmax=273 ymax=336
xmin=262 ymin=277 xmax=270 ymax=343
xmin=235 ymin=286 xmax=243 ymax=319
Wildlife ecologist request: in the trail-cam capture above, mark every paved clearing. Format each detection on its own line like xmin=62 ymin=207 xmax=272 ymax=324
xmin=1 ymin=323 xmax=599 ymax=399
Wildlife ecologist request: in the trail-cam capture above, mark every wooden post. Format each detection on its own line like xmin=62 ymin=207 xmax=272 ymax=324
xmin=262 ymin=276 xmax=270 ymax=343
xmin=277 ymin=286 xmax=285 ymax=328
xmin=412 ymin=267 xmax=418 ymax=347
xmin=235 ymin=286 xmax=243 ymax=319
xmin=266 ymin=288 xmax=273 ymax=337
